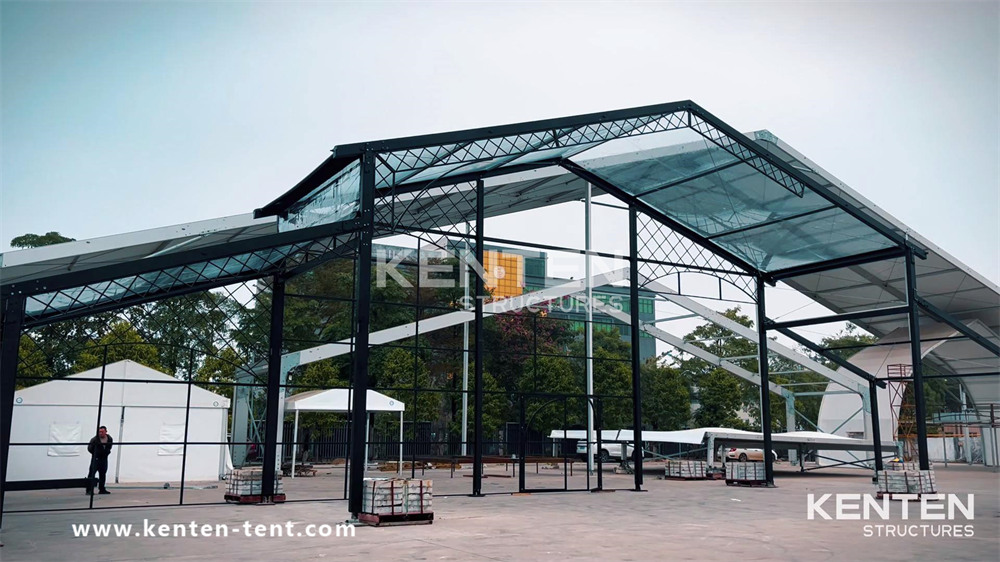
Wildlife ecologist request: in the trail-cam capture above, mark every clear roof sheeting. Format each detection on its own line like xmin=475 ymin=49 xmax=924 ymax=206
xmin=570 ymin=140 xmax=896 ymax=272
xmin=280 ymin=160 xmax=361 ymax=232
xmin=369 ymin=113 xmax=688 ymax=190
xmin=0 ymin=215 xmax=361 ymax=325
xmin=0 ymin=214 xmax=276 ymax=286
xmin=259 ymin=101 xmax=907 ymax=278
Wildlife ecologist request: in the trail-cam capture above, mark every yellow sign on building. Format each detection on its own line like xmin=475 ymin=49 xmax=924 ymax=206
xmin=483 ymin=250 xmax=524 ymax=298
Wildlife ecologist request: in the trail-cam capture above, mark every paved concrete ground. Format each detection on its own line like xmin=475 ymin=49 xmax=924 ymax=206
xmin=2 ymin=464 xmax=997 ymax=561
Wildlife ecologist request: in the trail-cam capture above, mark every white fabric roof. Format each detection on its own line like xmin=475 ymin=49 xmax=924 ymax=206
xmin=14 ymin=360 xmax=230 ymax=409
xmin=284 ymin=388 xmax=404 ymax=412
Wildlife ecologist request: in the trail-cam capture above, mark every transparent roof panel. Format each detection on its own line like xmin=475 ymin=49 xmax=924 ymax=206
xmin=24 ymin=241 xmax=308 ymax=320
xmin=280 ymin=160 xmax=360 ymax=232
xmin=370 ymin=111 xmax=691 ymax=190
xmin=569 ymin=138 xmax=896 ymax=273
xmin=576 ymin=143 xmax=741 ymax=197
xmin=711 ymin=207 xmax=897 ymax=271
xmin=634 ymin=162 xmax=833 ymax=237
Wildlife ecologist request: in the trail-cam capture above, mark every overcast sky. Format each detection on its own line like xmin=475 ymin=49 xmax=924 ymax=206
xmin=3 ymin=0 xmax=998 ymax=290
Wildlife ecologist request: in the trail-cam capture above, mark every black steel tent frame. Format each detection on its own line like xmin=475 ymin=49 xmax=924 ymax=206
xmin=3 ymin=100 xmax=994 ymax=523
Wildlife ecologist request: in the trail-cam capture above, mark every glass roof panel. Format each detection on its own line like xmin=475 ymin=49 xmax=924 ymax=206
xmin=280 ymin=160 xmax=360 ymax=232
xmin=576 ymin=143 xmax=740 ymax=197
xmin=711 ymin=207 xmax=897 ymax=271
xmin=22 ymin=241 xmax=309 ymax=320
xmin=387 ymin=142 xmax=600 ymax=188
xmin=634 ymin=162 xmax=832 ymax=237
xmin=570 ymin=141 xmax=896 ymax=272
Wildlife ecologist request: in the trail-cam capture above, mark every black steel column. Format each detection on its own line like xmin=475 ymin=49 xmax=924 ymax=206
xmin=261 ymin=275 xmax=285 ymax=501
xmin=756 ymin=276 xmax=775 ymax=486
xmin=0 ymin=295 xmax=26 ymax=529
xmin=868 ymin=379 xmax=884 ymax=473
xmin=472 ymin=178 xmax=485 ymax=496
xmin=904 ymin=248 xmax=930 ymax=470
xmin=595 ymin=399 xmax=604 ymax=491
xmin=518 ymin=397 xmax=526 ymax=492
xmin=348 ymin=151 xmax=376 ymax=516
xmin=628 ymin=206 xmax=643 ymax=490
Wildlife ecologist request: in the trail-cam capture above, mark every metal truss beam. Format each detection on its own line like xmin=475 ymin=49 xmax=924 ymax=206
xmin=765 ymin=305 xmax=910 ymax=331
xmin=767 ymin=247 xmax=908 ymax=282
xmin=571 ymin=294 xmax=790 ymax=398
xmin=686 ymin=102 xmax=925 ymax=259
xmin=773 ymin=326 xmax=886 ymax=387
xmin=641 ymin=277 xmax=866 ymax=395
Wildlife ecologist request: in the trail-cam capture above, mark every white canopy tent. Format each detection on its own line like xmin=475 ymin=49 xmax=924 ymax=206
xmin=284 ymin=389 xmax=405 ymax=477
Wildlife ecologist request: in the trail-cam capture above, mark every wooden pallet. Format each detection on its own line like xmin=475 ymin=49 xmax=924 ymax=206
xmin=358 ymin=512 xmax=434 ymax=527
xmin=224 ymin=493 xmax=286 ymax=504
xmin=876 ymin=491 xmax=938 ymax=500
xmin=725 ymin=480 xmax=768 ymax=487
xmin=660 ymin=476 xmax=710 ymax=481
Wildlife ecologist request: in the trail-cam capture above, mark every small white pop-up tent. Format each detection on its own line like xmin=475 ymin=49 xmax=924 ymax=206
xmin=284 ymin=389 xmax=405 ymax=477
xmin=9 ymin=360 xmax=230 ymax=484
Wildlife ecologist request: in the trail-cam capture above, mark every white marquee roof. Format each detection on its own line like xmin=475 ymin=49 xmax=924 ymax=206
xmin=284 ymin=388 xmax=404 ymax=413
xmin=14 ymin=360 xmax=230 ymax=409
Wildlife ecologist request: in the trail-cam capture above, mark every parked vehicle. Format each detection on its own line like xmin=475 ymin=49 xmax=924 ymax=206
xmin=725 ymin=447 xmax=777 ymax=462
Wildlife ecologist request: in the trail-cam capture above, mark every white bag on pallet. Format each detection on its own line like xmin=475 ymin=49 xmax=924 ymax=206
xmin=666 ymin=460 xmax=707 ymax=478
xmin=227 ymin=468 xmax=284 ymax=496
xmin=726 ymin=462 xmax=765 ymax=481
xmin=362 ymin=478 xmax=433 ymax=515
xmin=876 ymin=470 xmax=936 ymax=494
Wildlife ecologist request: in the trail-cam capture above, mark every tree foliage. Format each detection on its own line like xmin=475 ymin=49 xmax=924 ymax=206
xmin=640 ymin=357 xmax=691 ymax=430
xmin=680 ymin=308 xmax=756 ymax=429
xmin=10 ymin=232 xmax=75 ymax=249
xmin=75 ymin=321 xmax=162 ymax=372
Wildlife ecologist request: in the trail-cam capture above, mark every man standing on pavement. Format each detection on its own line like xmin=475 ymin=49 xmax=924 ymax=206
xmin=86 ymin=425 xmax=113 ymax=495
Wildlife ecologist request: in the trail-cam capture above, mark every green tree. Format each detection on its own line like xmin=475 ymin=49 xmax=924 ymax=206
xmin=10 ymin=232 xmax=75 ymax=249
xmin=75 ymin=321 xmax=162 ymax=372
xmin=641 ymin=357 xmax=691 ymax=430
xmin=139 ymin=292 xmax=240 ymax=377
xmin=371 ymin=347 xmax=441 ymax=426
xmin=193 ymin=346 xmax=246 ymax=399
xmin=453 ymin=369 xmax=506 ymax=439
xmin=815 ymin=324 xmax=878 ymax=368
xmin=681 ymin=308 xmax=758 ymax=428
xmin=15 ymin=336 xmax=54 ymax=389
xmin=521 ymin=355 xmax=579 ymax=435
xmin=693 ymin=369 xmax=745 ymax=428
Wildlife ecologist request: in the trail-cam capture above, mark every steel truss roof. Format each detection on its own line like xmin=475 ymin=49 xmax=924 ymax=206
xmin=259 ymin=100 xmax=925 ymax=277
xmin=3 ymin=101 xmax=993 ymax=384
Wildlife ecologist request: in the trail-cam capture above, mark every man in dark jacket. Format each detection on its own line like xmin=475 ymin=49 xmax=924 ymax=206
xmin=86 ymin=426 xmax=113 ymax=495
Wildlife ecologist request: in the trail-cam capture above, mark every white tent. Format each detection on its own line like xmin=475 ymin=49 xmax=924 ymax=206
xmin=284 ymin=389 xmax=405 ymax=477
xmin=9 ymin=360 xmax=231 ymax=483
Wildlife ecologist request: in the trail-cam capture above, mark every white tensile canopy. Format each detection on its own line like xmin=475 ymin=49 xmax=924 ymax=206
xmin=284 ymin=389 xmax=405 ymax=477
